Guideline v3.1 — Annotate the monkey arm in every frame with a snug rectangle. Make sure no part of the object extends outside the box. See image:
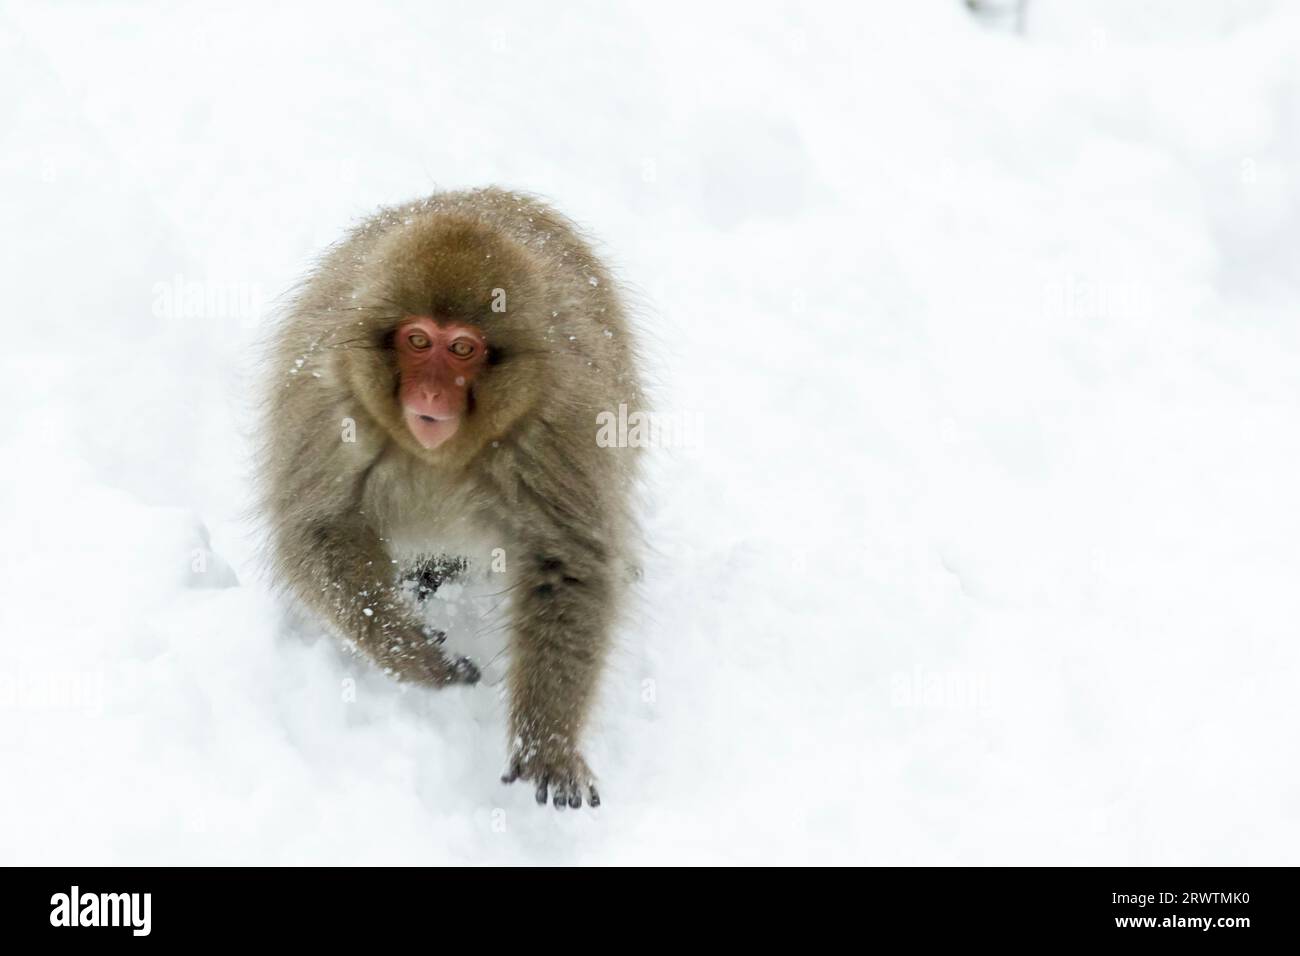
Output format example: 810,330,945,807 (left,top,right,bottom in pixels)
504,547,614,809
482,414,635,809
492,440,623,806
274,517,480,686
